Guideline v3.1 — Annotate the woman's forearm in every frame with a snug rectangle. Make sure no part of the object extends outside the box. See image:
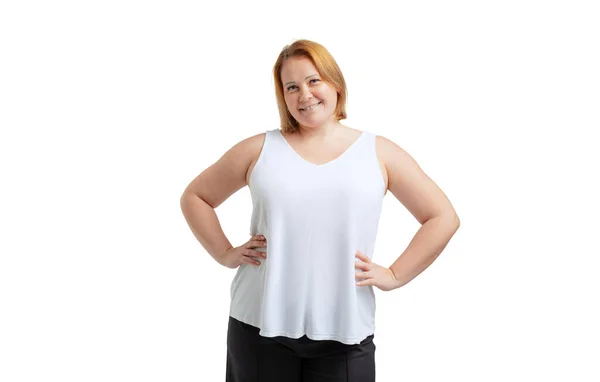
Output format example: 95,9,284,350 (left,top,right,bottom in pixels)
389,214,460,289
180,192,233,263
